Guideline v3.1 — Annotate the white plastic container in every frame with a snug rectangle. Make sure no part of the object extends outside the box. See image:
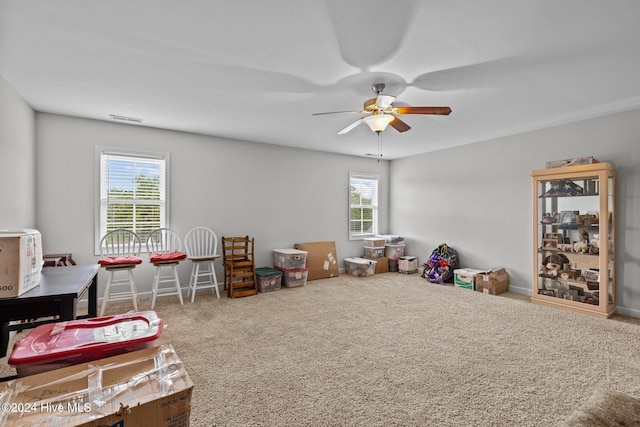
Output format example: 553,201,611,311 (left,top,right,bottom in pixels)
273,248,308,270
276,267,309,288
453,268,484,290
363,237,386,247
363,246,385,259
376,235,405,244
344,257,377,277
384,243,406,258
